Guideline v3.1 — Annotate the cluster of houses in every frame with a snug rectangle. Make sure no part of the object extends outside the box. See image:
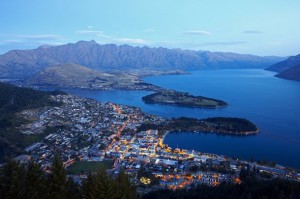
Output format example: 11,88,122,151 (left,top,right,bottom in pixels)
17,94,300,191
21,95,163,171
